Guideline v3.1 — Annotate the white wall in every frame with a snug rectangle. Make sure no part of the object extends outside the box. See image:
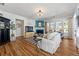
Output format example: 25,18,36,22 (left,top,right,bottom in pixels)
24,19,35,32
0,10,35,41
72,5,79,40
72,14,77,40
